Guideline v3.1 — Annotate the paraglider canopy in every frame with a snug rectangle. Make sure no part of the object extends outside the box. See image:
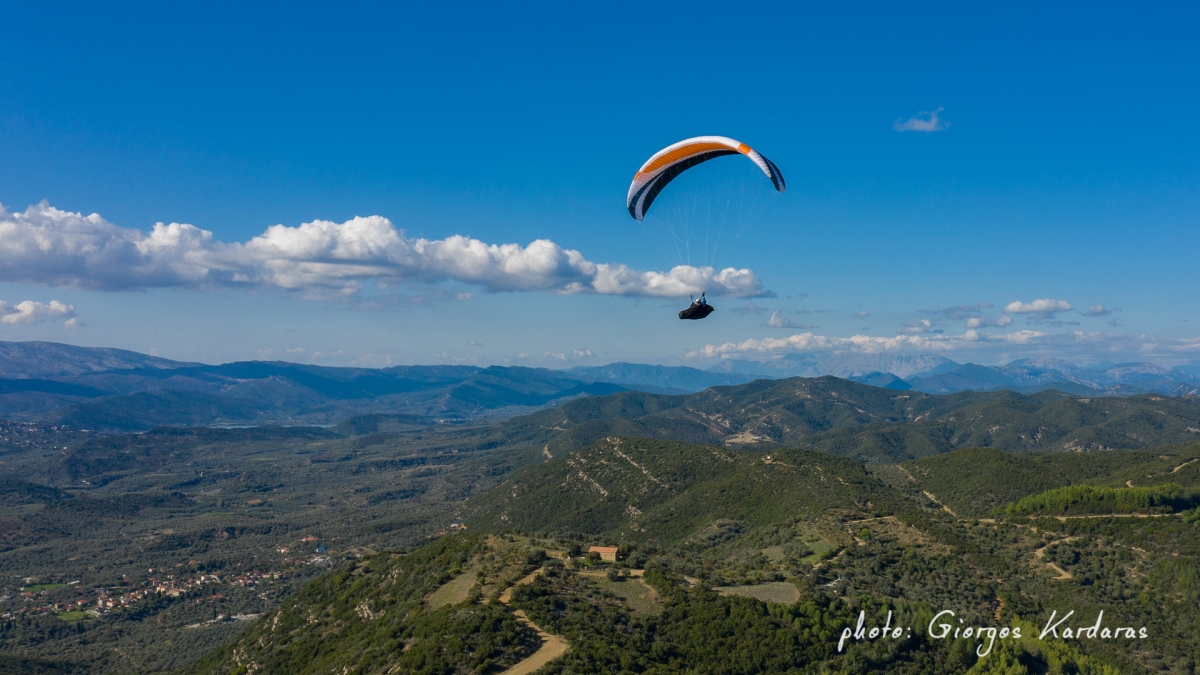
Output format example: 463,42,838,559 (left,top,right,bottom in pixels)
627,136,786,221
